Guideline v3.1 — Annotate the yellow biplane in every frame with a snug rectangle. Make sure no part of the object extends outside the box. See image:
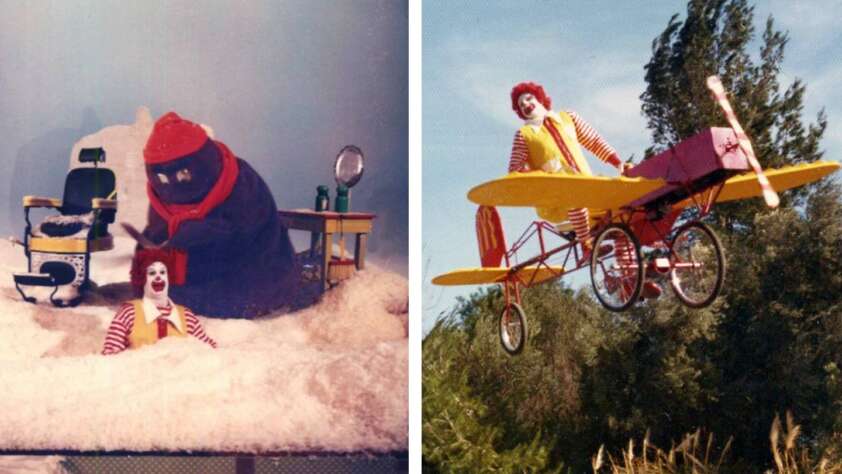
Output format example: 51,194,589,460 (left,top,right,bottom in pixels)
432,76,840,355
